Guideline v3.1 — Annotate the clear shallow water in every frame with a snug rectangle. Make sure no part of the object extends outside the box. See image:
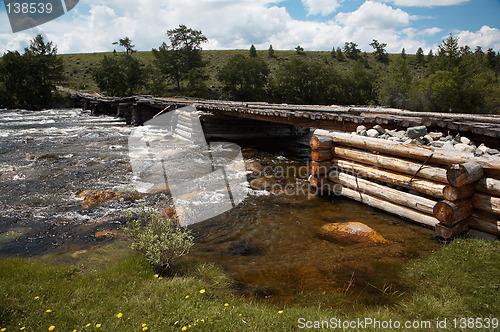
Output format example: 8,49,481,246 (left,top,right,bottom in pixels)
0,108,439,303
